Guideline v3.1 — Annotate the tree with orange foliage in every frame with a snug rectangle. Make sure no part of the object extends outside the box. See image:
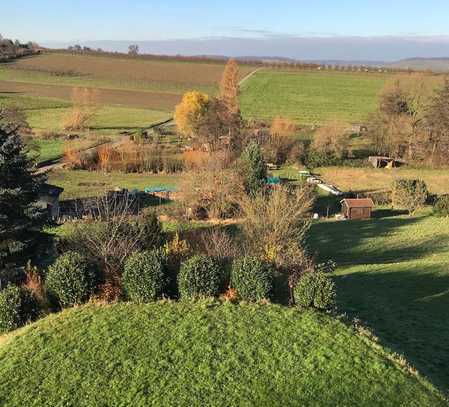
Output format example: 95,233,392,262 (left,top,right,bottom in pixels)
220,58,240,114
270,116,297,138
